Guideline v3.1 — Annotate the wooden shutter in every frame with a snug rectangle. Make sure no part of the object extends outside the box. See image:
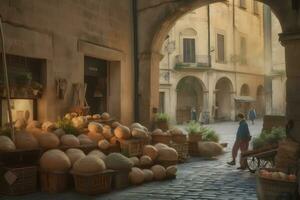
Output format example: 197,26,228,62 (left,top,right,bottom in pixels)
183,38,196,63
217,34,225,63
